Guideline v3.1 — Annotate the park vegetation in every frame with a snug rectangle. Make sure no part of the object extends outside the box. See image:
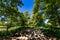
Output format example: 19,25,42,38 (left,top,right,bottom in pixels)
0,0,60,38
